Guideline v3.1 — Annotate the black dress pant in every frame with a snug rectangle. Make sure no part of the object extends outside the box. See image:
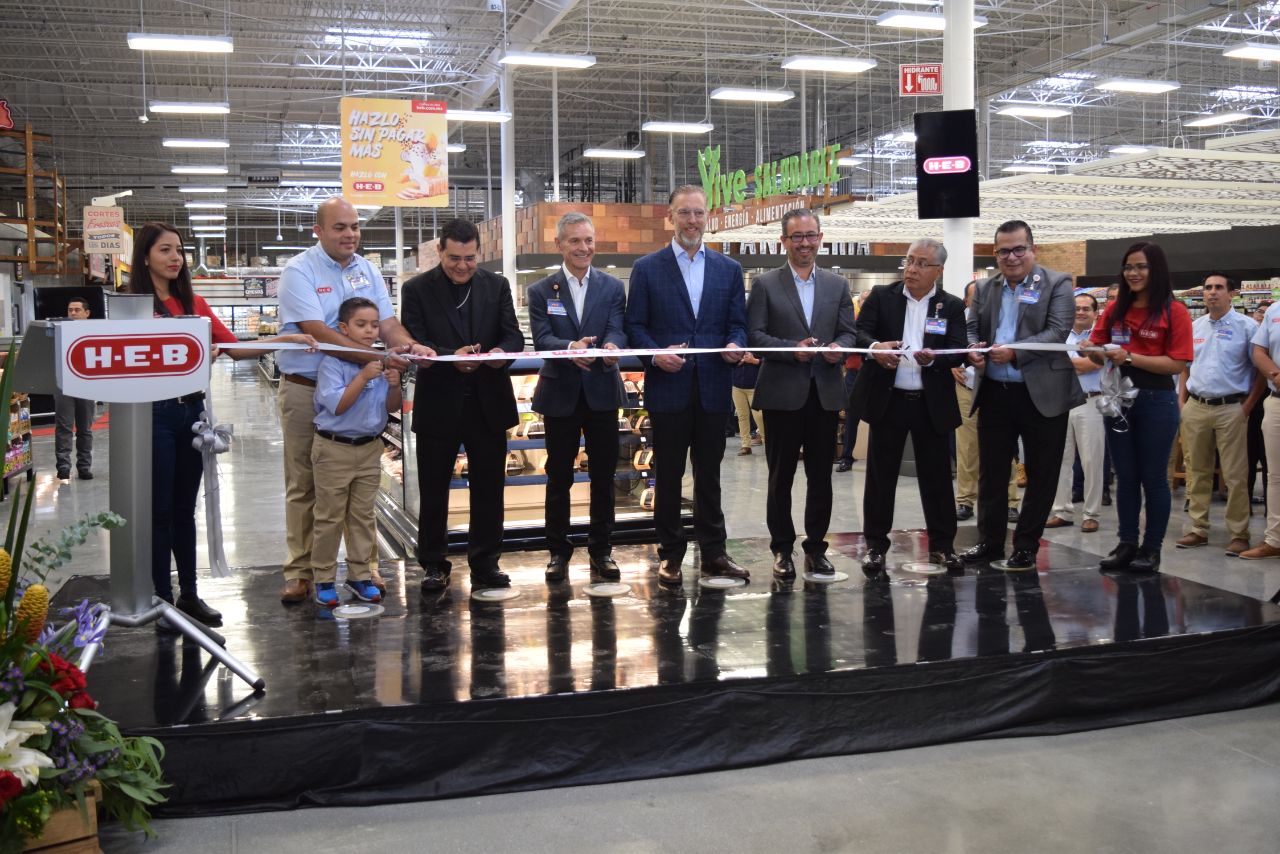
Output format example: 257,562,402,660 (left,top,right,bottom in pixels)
862,390,956,554
416,394,507,572
976,381,1068,552
762,383,838,555
543,393,619,560
650,380,729,563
